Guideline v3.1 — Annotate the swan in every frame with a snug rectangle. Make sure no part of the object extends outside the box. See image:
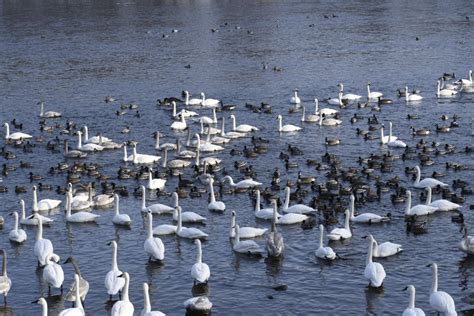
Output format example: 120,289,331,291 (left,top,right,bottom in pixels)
207,176,225,212
98,135,122,150
66,192,100,223
194,143,221,167
20,200,53,225
425,186,461,211
459,228,474,255
230,114,259,132
105,241,125,300
364,235,386,288
176,207,208,240
154,131,177,151
191,239,210,284
222,175,262,189
184,91,202,106
220,117,247,139
315,98,338,116
277,114,302,132
387,134,407,148
255,189,280,220
301,105,319,122
64,140,87,158
184,296,212,313
327,209,352,241
70,184,93,211
290,89,301,104
94,192,115,207
34,298,49,315
170,113,187,131
77,131,104,152
403,285,425,316
232,224,264,255
266,213,284,257
144,212,165,262
413,166,448,188
200,92,220,108
123,145,133,162
349,194,390,223
172,101,198,118
162,148,191,169
59,274,84,316
326,91,343,106
111,272,134,316
141,283,165,316
195,133,223,152
3,123,32,140
380,122,398,144
199,120,220,135
315,225,337,260
39,101,61,118
437,80,457,98
174,206,206,224
229,211,267,238
0,250,11,305
319,114,342,126
83,126,112,144
206,122,230,145
367,83,383,100
405,86,423,102
405,190,437,217
427,263,456,316
459,70,473,86
34,215,54,267
8,212,27,243
199,108,218,124
112,194,132,226
132,143,161,164
369,234,402,258
43,253,64,295
339,83,362,100
274,200,308,225
141,185,175,214
282,186,316,214
147,170,166,190
32,185,61,212
64,257,89,303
